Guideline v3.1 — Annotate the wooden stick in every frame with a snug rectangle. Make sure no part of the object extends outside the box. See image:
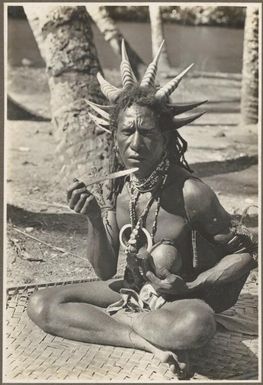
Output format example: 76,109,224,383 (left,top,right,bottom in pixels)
12,227,89,263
